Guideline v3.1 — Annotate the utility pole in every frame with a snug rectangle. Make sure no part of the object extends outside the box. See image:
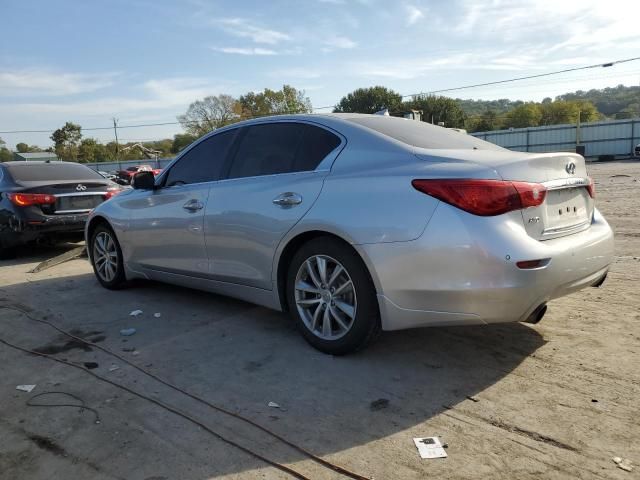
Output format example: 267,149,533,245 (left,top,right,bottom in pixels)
112,118,119,163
